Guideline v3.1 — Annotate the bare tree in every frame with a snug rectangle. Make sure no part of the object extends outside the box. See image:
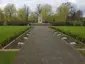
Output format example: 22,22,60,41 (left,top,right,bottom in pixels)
24,5,30,22
36,4,42,15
